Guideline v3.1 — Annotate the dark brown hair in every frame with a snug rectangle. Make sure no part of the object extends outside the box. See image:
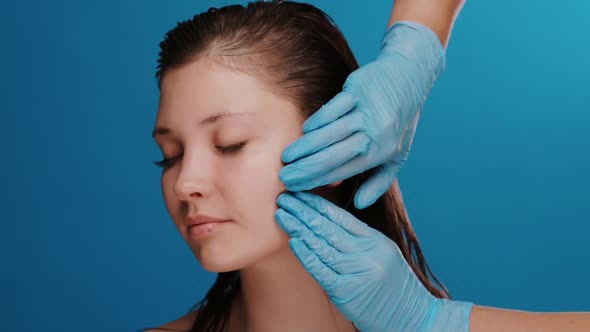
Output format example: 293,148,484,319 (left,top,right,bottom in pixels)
148,1,450,331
